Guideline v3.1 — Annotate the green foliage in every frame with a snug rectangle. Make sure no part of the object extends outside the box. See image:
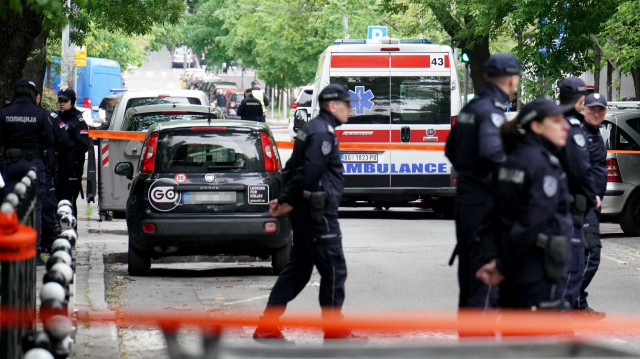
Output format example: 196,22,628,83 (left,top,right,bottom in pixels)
83,26,149,71
41,87,59,112
600,0,640,73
